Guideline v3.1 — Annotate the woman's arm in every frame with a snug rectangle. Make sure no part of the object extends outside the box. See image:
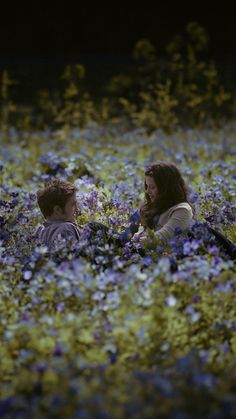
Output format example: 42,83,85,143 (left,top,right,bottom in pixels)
133,208,192,247
154,208,193,246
